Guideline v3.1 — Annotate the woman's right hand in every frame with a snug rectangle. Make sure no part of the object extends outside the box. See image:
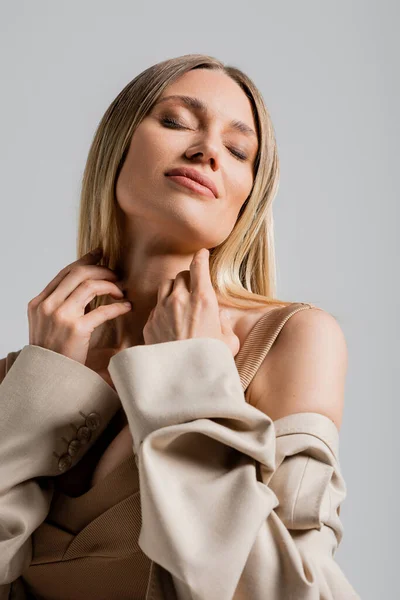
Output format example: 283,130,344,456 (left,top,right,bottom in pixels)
27,248,132,365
